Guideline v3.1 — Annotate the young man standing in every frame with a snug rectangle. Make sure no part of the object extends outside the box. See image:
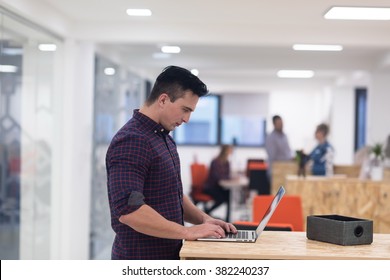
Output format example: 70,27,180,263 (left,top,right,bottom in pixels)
265,115,293,180
106,66,236,260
